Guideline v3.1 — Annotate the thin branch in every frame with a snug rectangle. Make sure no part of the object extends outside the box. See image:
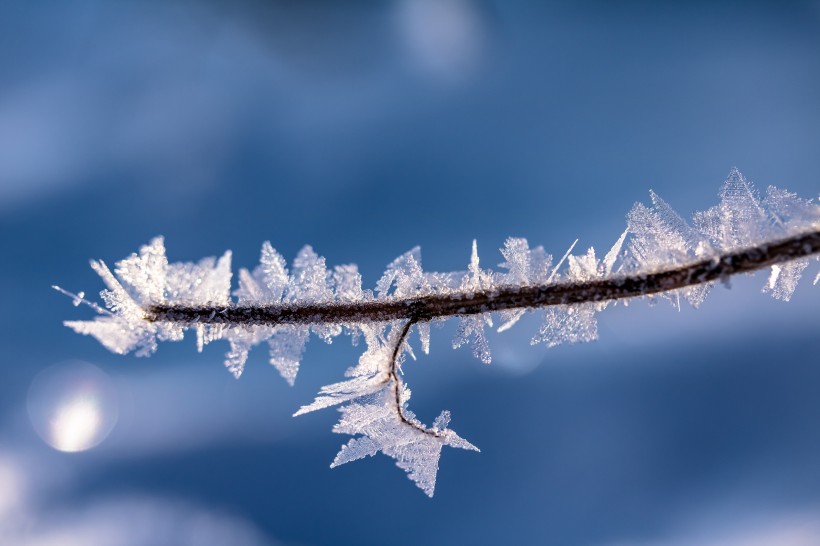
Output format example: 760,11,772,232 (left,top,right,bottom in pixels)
145,229,820,327
386,320,440,437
